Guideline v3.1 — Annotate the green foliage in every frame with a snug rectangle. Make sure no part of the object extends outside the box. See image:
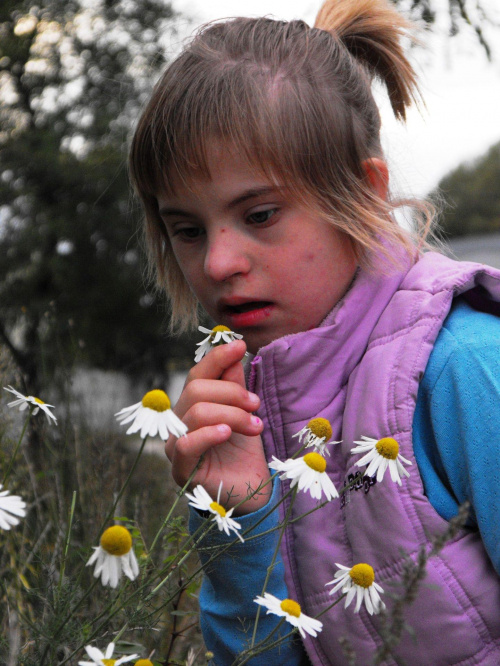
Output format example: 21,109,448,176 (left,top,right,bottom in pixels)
0,0,195,393
0,407,205,665
433,142,500,238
